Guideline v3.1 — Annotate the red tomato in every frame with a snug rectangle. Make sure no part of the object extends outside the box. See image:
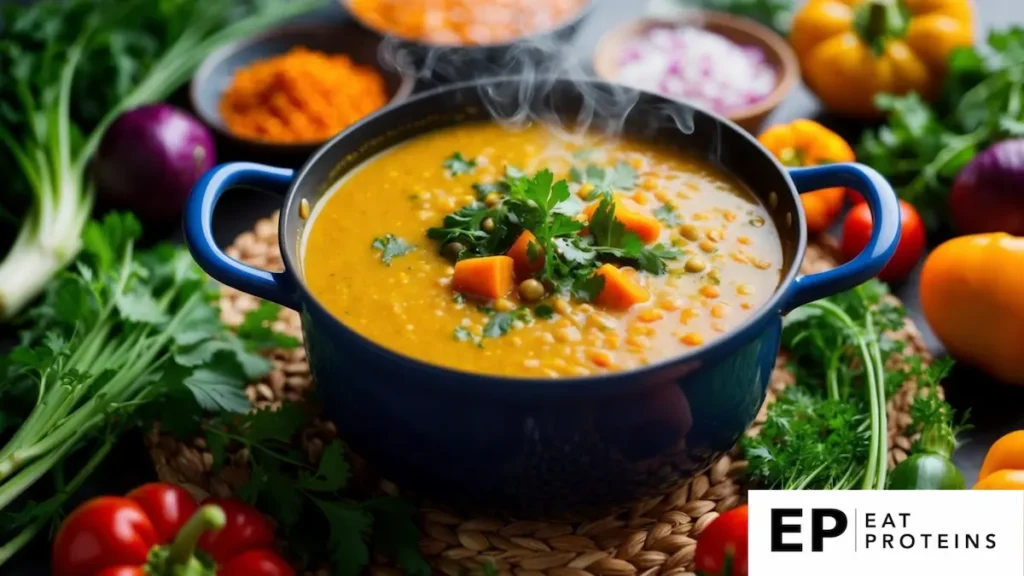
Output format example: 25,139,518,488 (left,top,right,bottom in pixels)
694,505,748,576
51,497,159,576
847,189,867,205
841,200,926,283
